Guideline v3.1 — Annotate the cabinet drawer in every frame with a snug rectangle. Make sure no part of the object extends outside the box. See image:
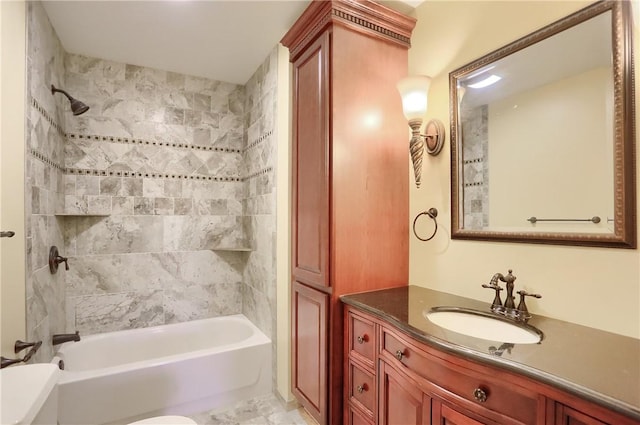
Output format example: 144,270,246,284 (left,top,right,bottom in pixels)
349,360,375,416
382,328,540,424
348,310,376,367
